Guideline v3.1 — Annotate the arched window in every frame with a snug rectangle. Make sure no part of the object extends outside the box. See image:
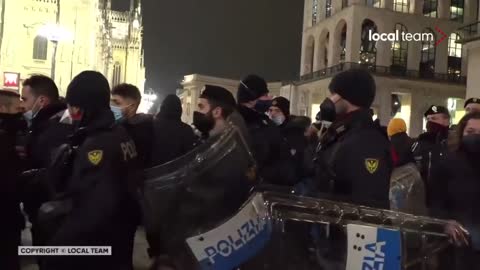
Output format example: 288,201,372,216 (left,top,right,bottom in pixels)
324,33,330,67
450,0,464,22
112,62,122,87
448,33,462,78
423,0,438,17
326,0,332,18
340,26,347,63
360,19,377,66
312,0,319,25
391,24,408,74
420,28,436,78
33,35,48,60
304,37,315,74
366,0,381,8
393,0,410,13
342,0,349,9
